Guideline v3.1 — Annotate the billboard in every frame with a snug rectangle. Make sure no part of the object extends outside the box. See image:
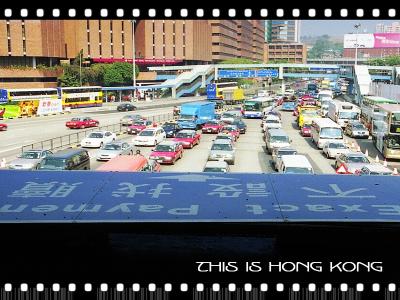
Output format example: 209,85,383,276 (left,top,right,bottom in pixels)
344,33,400,49
218,69,278,79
